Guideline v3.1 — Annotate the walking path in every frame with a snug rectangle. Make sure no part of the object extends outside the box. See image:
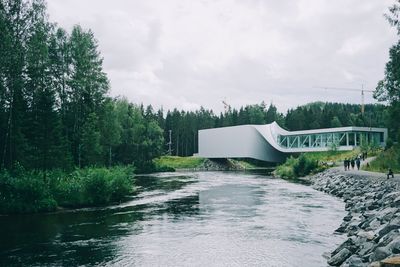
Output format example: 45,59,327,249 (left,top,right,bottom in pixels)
334,156,400,183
